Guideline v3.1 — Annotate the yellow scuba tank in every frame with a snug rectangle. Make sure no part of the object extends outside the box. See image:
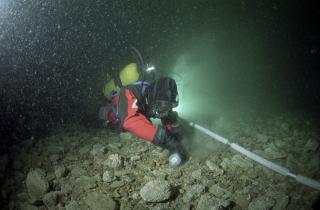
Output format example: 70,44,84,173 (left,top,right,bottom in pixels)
103,63,140,97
